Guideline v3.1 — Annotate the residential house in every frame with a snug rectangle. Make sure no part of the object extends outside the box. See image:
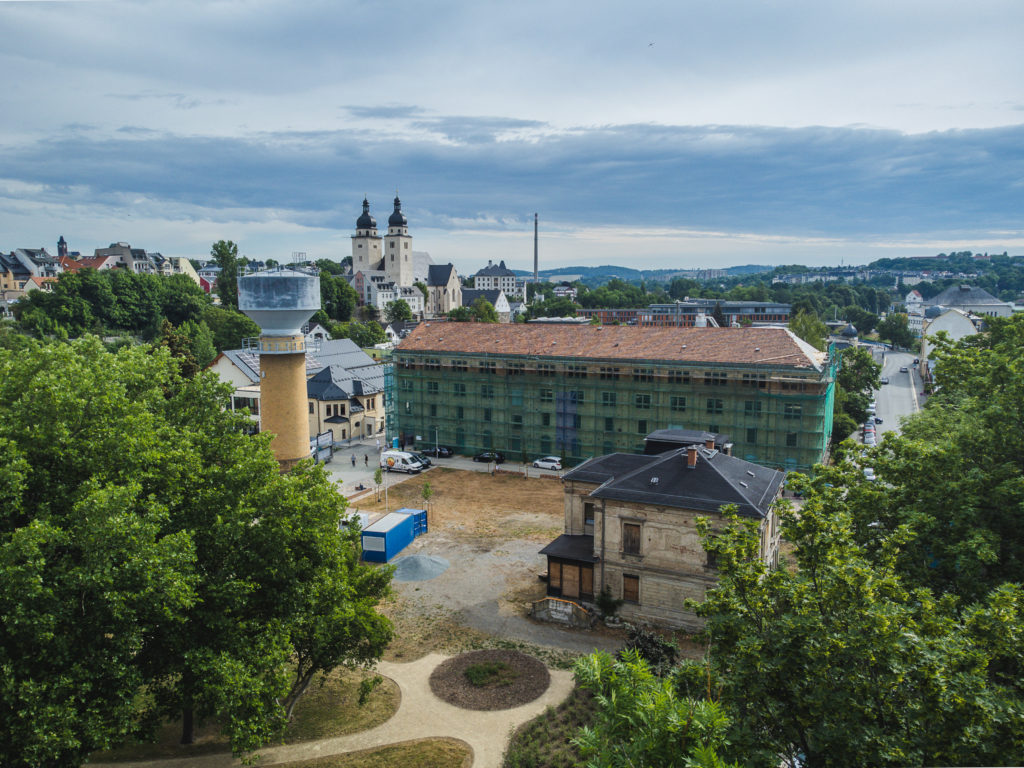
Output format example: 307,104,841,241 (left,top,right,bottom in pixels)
207,337,387,444
94,243,157,274
540,441,784,629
